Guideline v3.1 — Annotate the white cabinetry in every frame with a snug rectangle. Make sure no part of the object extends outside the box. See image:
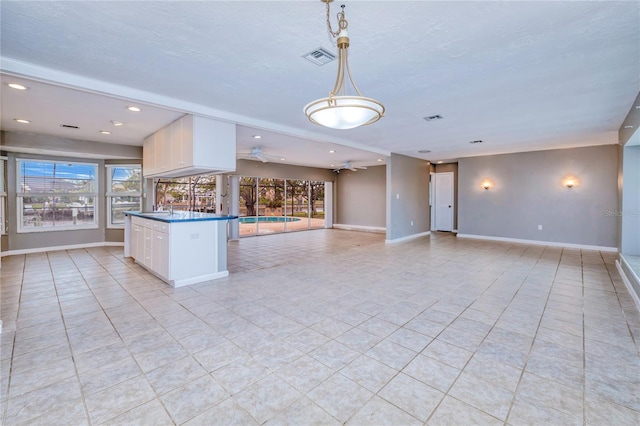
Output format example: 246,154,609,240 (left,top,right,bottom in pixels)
124,212,231,288
129,216,171,280
143,114,236,178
